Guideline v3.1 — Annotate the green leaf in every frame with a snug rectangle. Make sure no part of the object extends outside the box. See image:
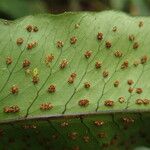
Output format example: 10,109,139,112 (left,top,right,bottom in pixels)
0,0,47,19
110,0,128,10
0,11,150,149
